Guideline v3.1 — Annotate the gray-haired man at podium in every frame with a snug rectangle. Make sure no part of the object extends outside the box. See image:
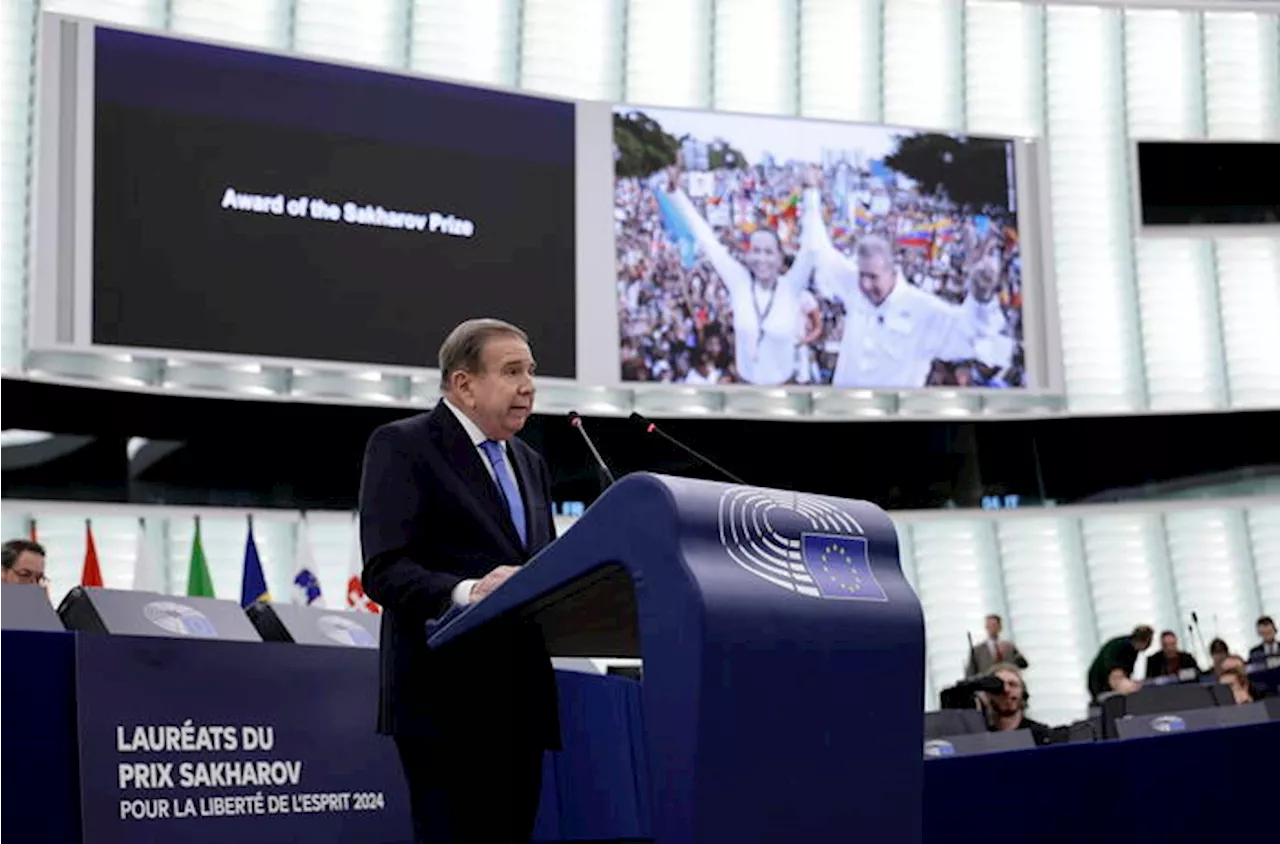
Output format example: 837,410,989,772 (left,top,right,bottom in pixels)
360,318,560,844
